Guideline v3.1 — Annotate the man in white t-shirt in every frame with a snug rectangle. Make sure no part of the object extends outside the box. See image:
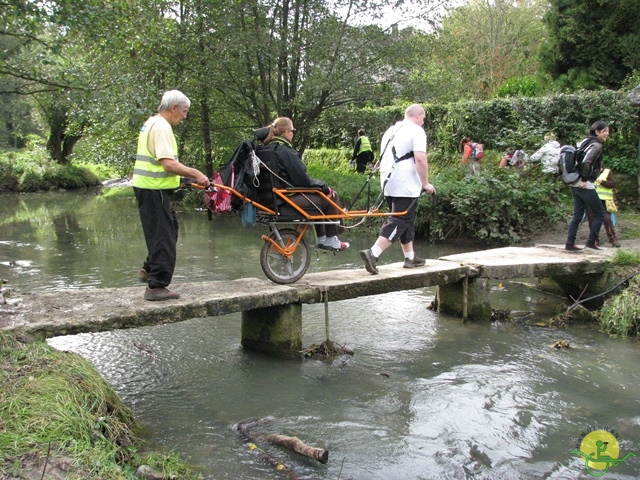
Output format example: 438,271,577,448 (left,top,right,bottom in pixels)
360,104,436,275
